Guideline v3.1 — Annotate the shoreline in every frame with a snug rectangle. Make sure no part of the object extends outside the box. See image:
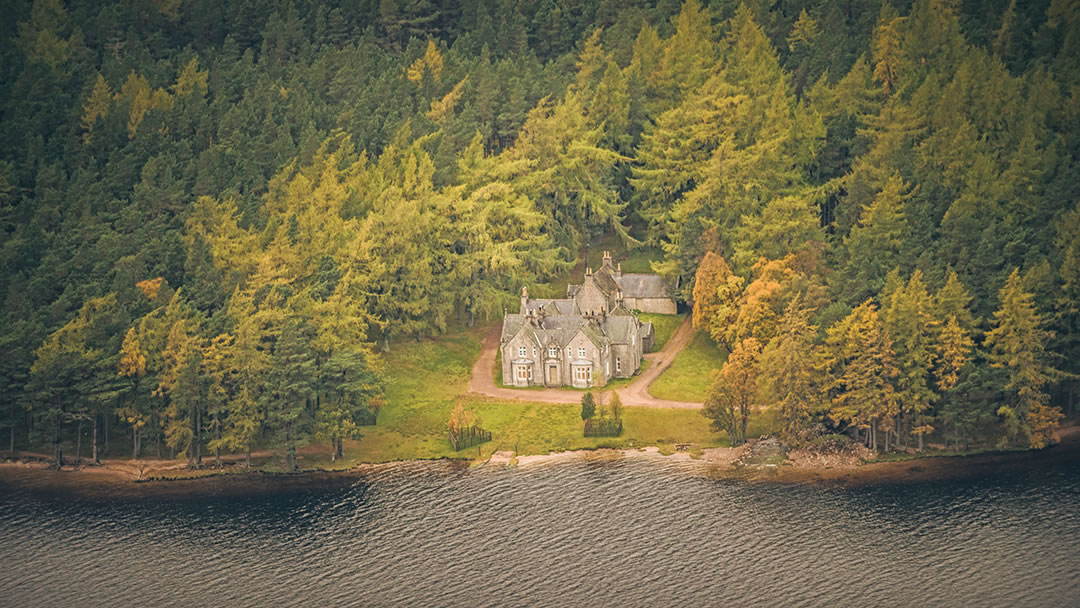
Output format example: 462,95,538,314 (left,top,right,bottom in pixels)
3,427,1077,498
